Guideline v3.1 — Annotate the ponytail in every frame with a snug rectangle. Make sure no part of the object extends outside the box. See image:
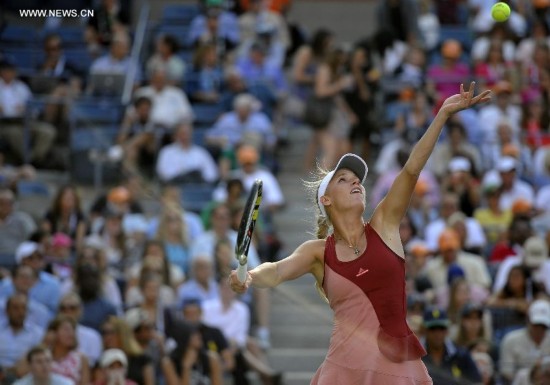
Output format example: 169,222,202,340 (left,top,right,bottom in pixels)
316,215,330,239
